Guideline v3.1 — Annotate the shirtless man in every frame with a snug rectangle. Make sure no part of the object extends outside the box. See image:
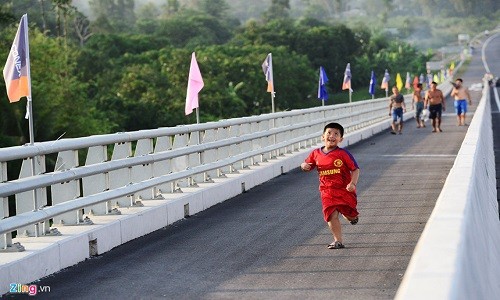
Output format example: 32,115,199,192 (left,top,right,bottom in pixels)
451,78,472,126
412,83,425,128
388,86,406,134
424,81,445,133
